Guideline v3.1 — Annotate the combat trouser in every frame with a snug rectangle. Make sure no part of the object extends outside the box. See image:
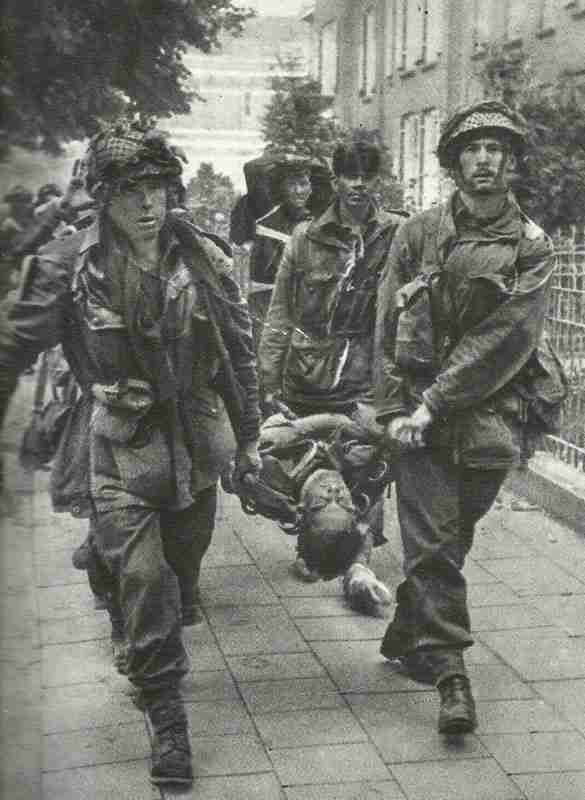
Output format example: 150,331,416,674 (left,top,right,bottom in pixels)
382,448,506,681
